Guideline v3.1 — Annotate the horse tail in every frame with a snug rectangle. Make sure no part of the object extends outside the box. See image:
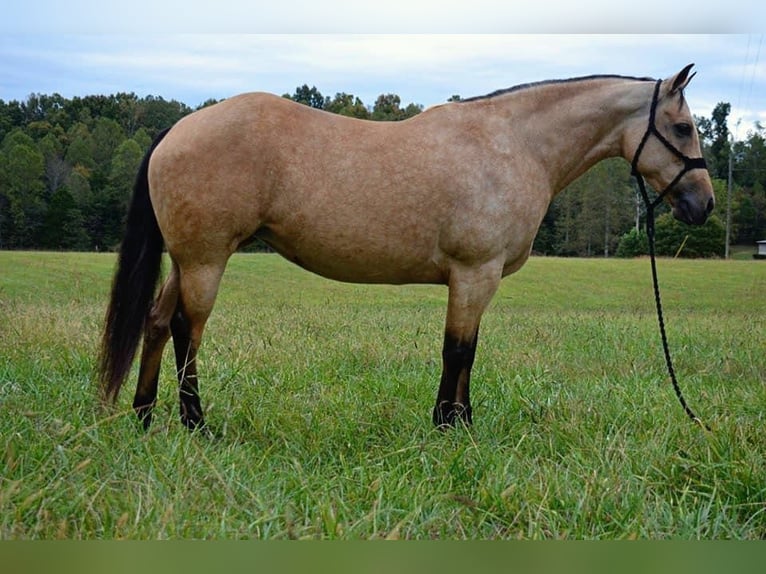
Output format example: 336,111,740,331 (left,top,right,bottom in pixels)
98,127,171,403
